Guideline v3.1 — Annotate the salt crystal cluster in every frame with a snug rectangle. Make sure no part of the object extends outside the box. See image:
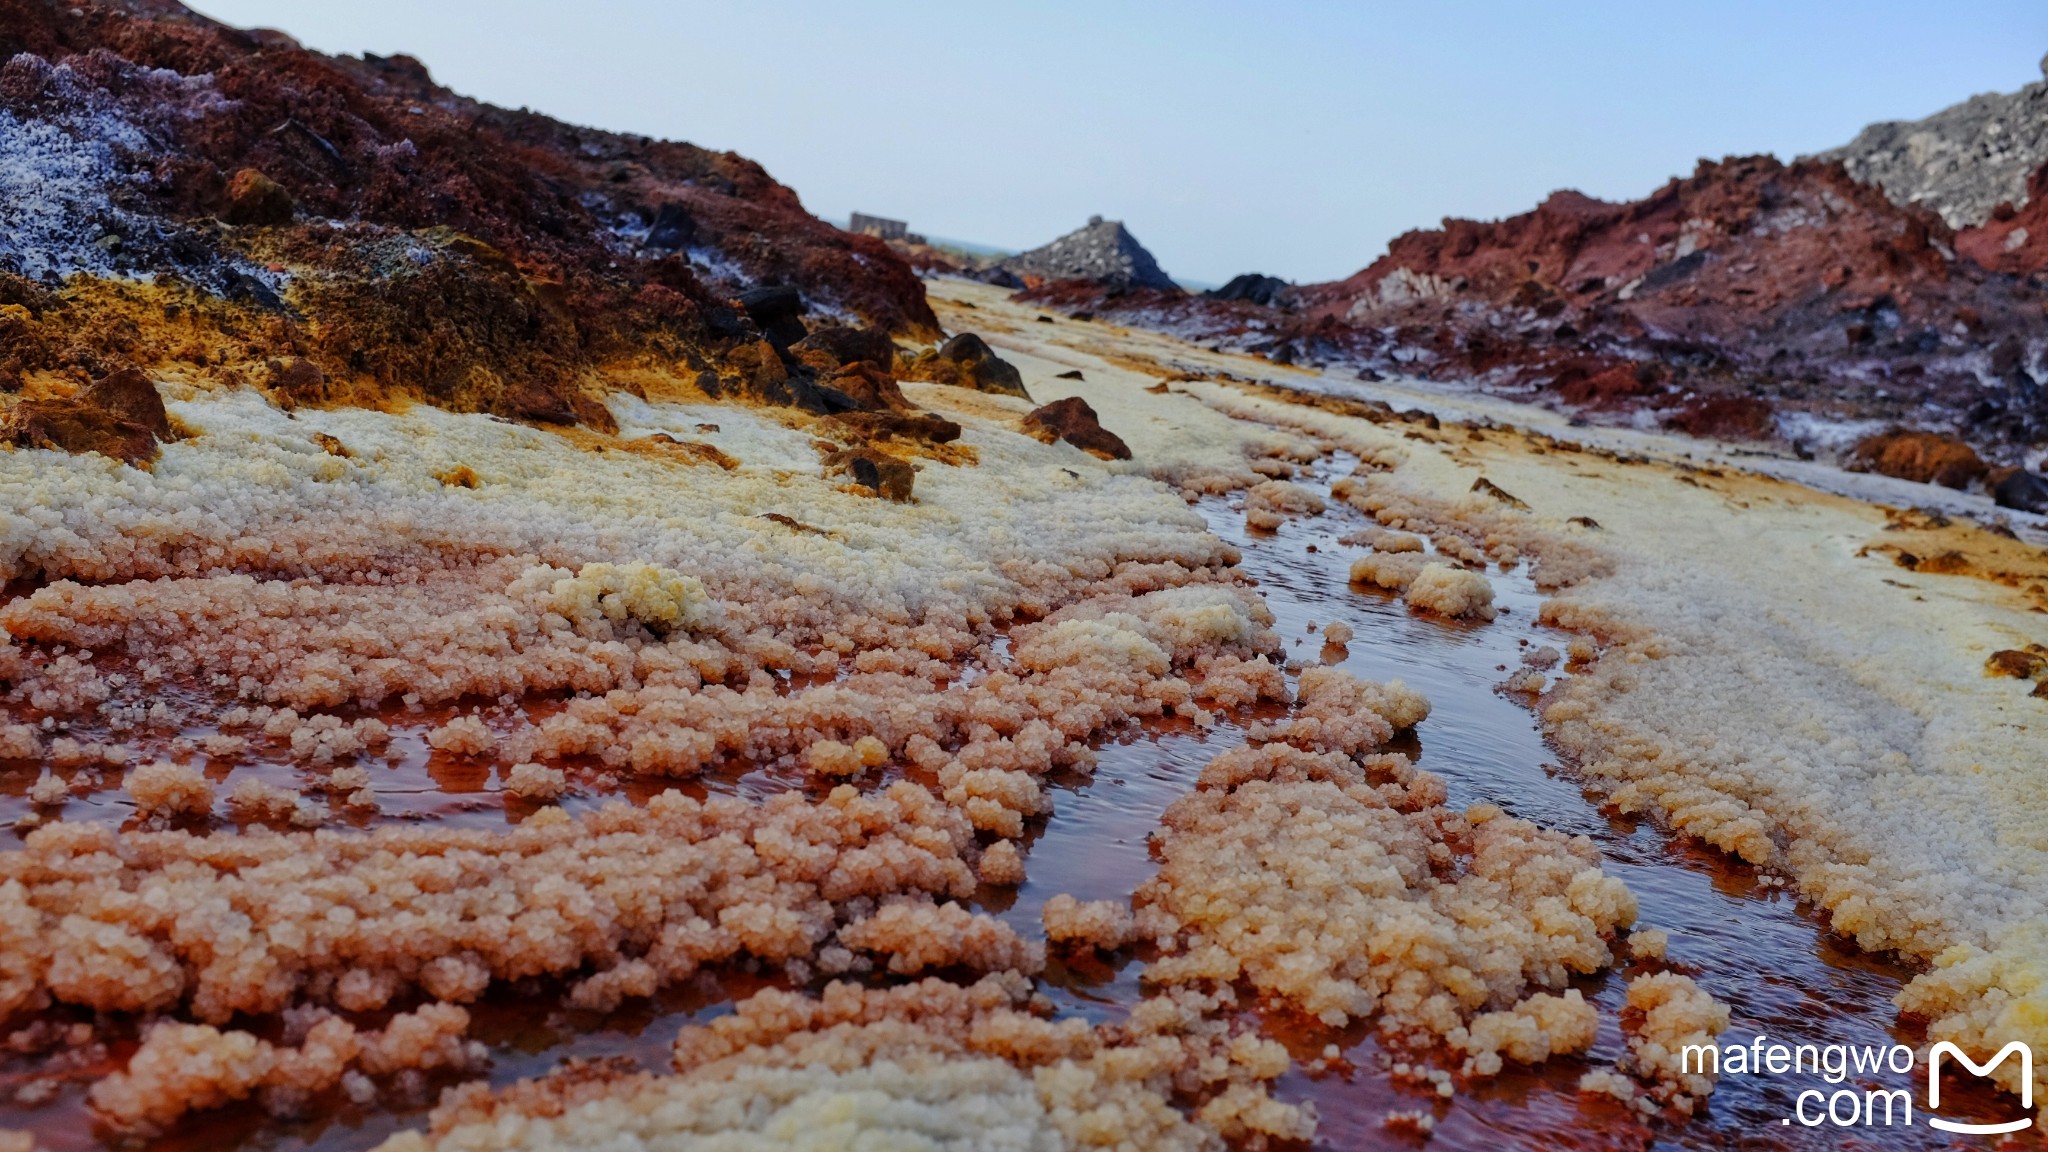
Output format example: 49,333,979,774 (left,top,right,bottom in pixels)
1140,723,1638,1081
383,976,1311,1151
